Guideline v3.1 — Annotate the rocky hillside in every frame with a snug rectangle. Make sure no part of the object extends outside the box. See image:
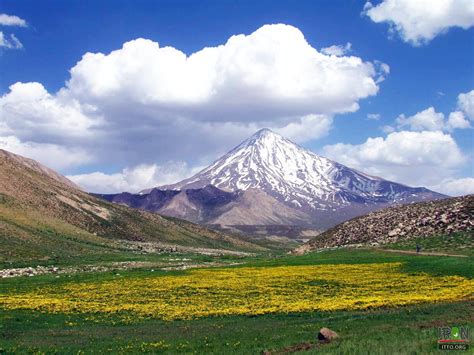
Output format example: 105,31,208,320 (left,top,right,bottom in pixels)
0,149,261,263
294,195,473,254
